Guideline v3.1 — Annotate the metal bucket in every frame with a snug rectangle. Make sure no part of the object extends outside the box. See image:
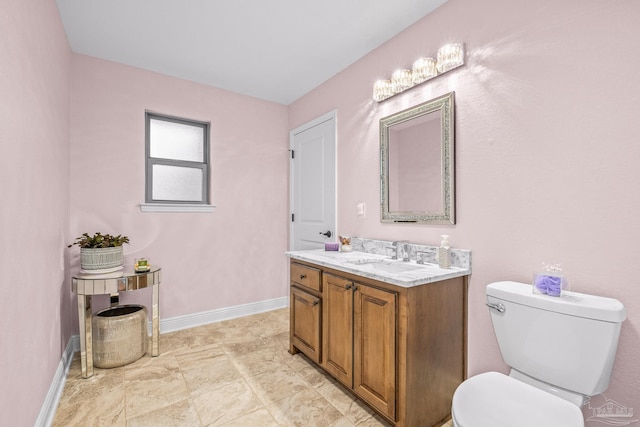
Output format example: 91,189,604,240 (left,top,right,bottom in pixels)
92,304,147,368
